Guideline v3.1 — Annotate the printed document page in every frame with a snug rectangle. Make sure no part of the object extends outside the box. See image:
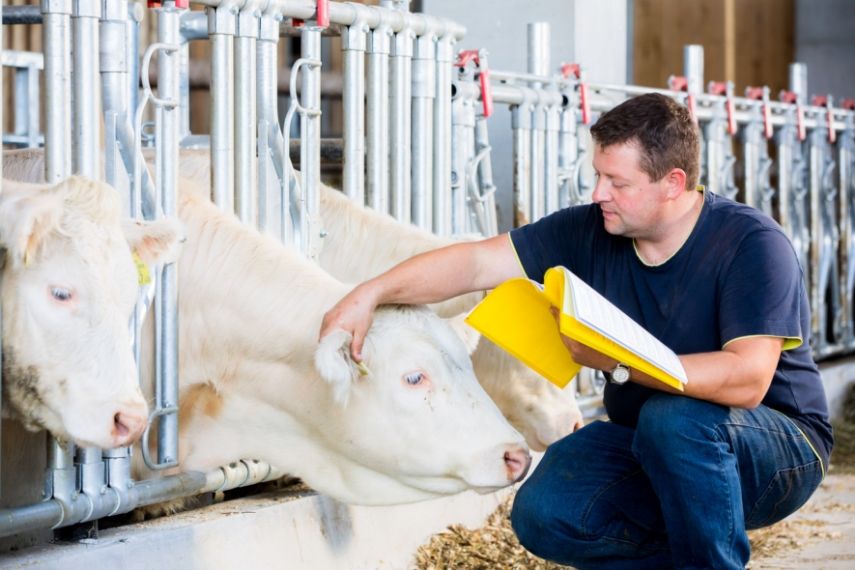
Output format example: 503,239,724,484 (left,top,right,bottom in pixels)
566,271,688,384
